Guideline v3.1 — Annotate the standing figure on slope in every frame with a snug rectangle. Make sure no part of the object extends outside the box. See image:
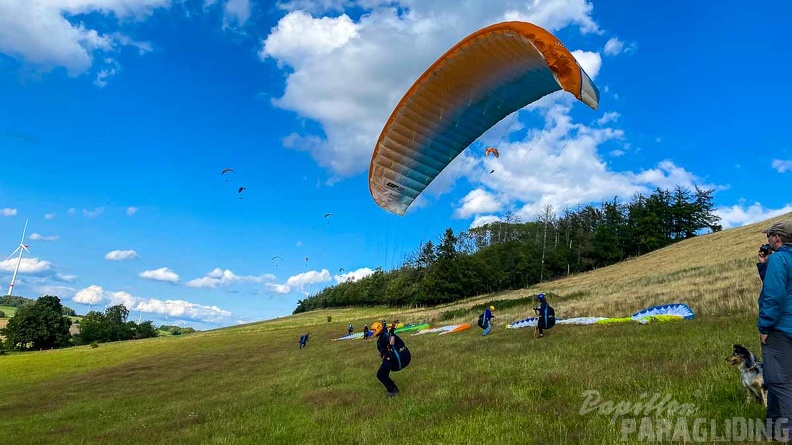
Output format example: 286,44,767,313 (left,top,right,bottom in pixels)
375,321,411,398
